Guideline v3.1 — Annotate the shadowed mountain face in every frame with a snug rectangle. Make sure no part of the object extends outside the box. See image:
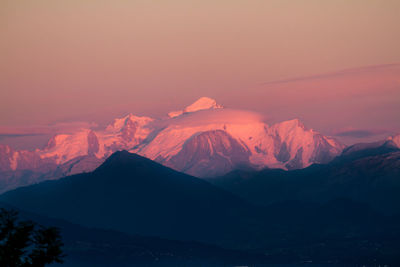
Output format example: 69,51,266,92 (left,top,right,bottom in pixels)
164,130,252,177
